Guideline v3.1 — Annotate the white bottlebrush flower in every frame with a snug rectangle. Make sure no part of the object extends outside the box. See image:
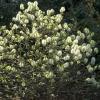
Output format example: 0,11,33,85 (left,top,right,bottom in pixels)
84,58,88,64
48,59,54,65
65,45,70,51
49,49,53,53
19,62,24,67
20,36,24,40
80,33,85,39
66,36,72,43
43,56,48,61
0,36,3,40
71,49,75,54
55,14,63,23
57,50,62,56
63,62,69,68
86,52,91,57
76,36,81,40
71,35,76,40
11,49,16,54
88,67,94,73
0,46,4,52
44,71,53,79
12,24,18,30
77,54,82,59
81,46,87,52
55,55,60,61
74,49,80,55
31,60,37,67
46,37,51,43
70,61,74,65
91,57,96,65
42,39,47,46
24,19,29,24
20,4,24,10
60,7,65,13
90,40,96,47
73,39,78,44
86,78,91,83
94,48,99,54
47,9,54,15
63,55,70,61
74,56,79,61
58,24,62,29
63,23,68,29
33,1,38,6
0,41,5,46
84,28,89,34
